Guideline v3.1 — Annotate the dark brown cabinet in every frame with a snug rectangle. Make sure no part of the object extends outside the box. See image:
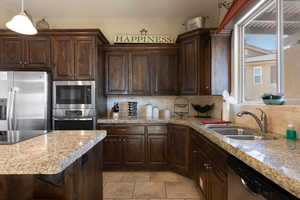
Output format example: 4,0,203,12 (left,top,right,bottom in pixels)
105,52,129,95
0,37,23,68
99,124,168,170
74,37,95,80
168,125,190,176
179,38,199,95
191,129,228,200
147,125,168,169
103,136,123,168
151,51,179,95
52,36,75,80
104,46,179,96
0,36,51,69
25,37,51,68
52,36,95,80
177,29,231,95
129,53,151,95
123,135,146,167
